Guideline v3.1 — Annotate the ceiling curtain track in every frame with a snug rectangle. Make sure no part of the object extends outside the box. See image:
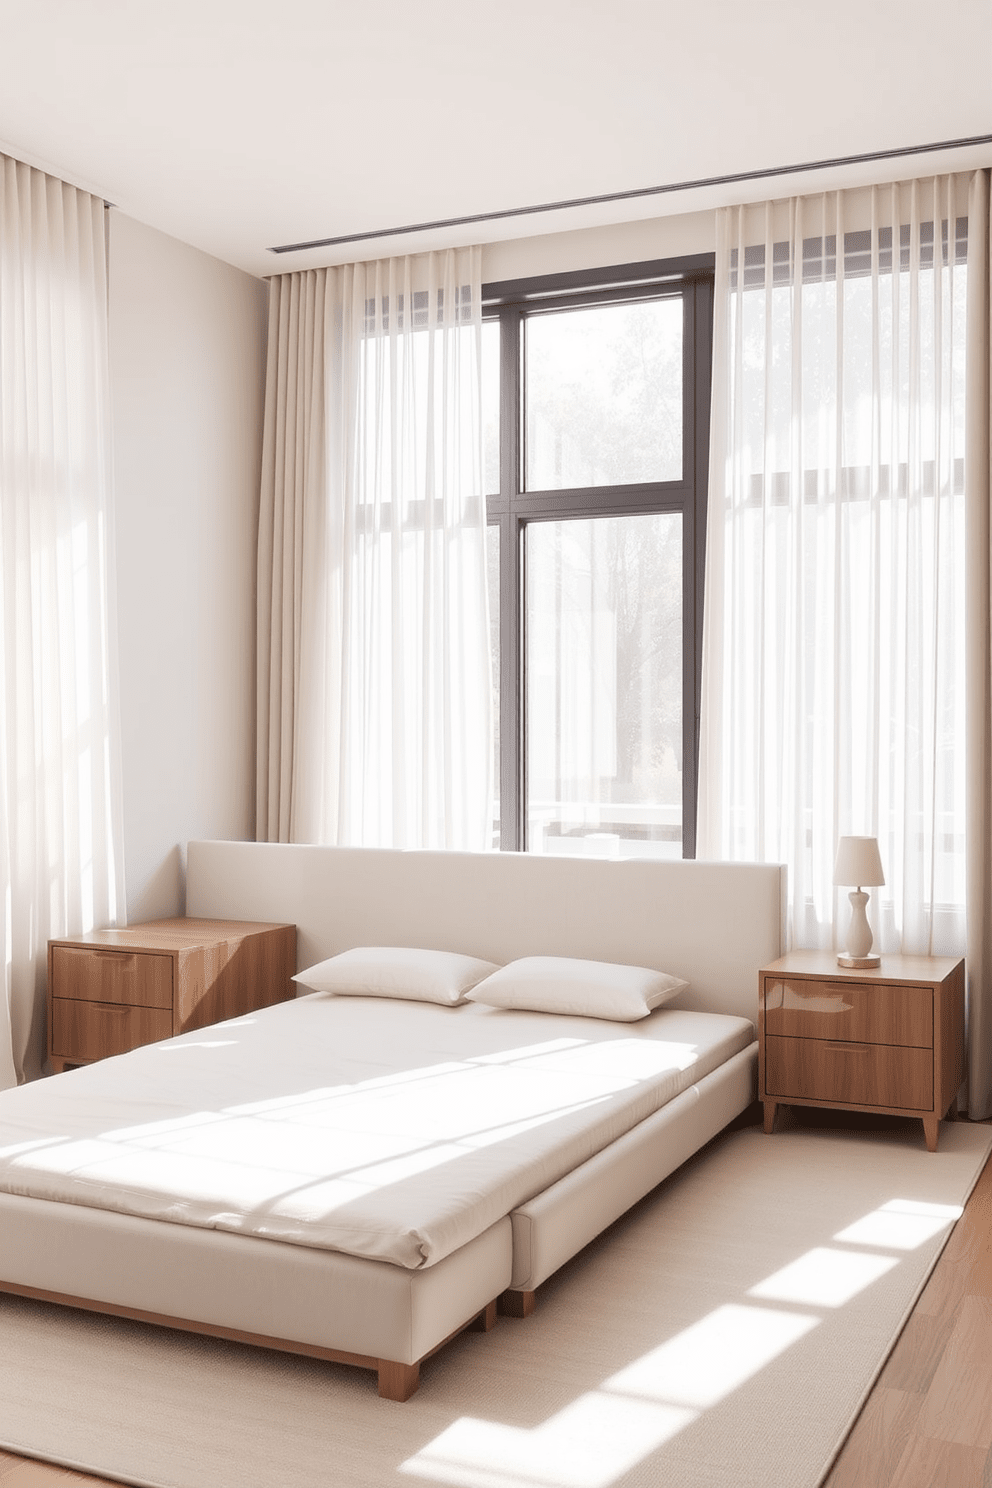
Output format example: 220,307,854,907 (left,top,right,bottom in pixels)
257,248,492,850
698,170,992,1104
270,134,992,254
0,152,125,1086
